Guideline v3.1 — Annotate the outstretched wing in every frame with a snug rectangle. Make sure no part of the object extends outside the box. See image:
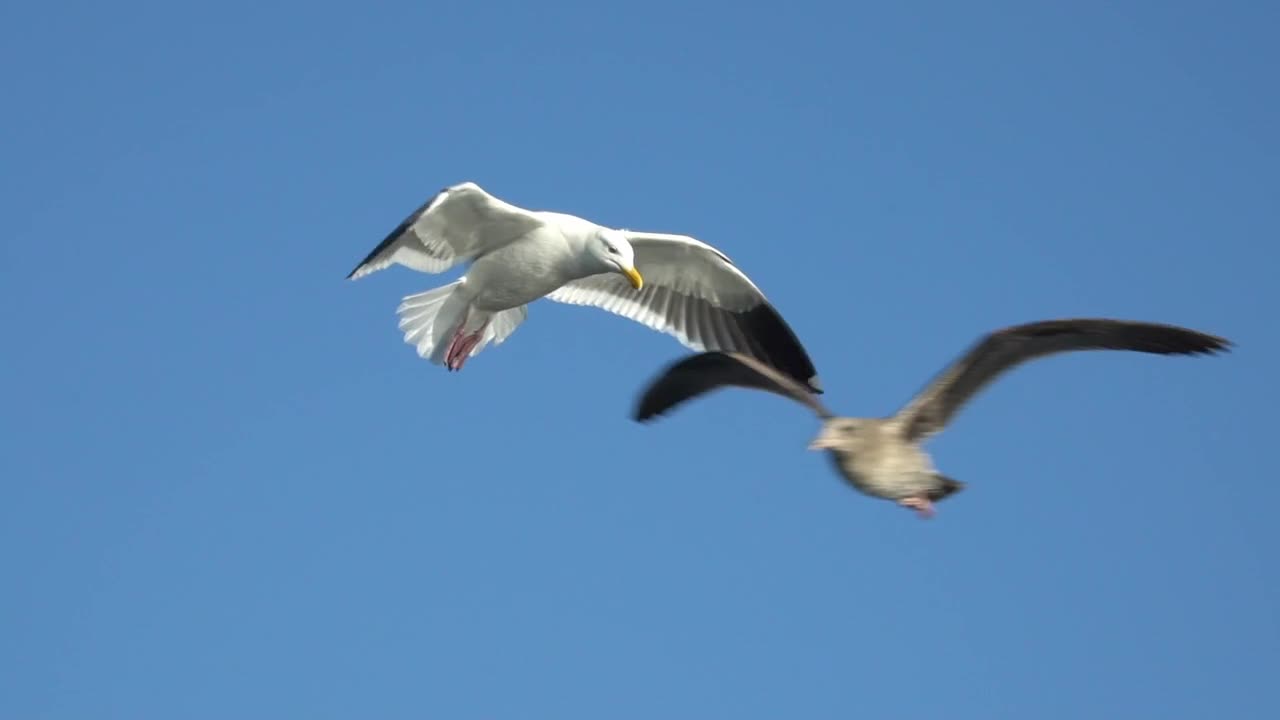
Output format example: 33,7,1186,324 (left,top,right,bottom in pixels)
347,182,544,279
895,318,1232,441
548,231,822,393
634,351,833,422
